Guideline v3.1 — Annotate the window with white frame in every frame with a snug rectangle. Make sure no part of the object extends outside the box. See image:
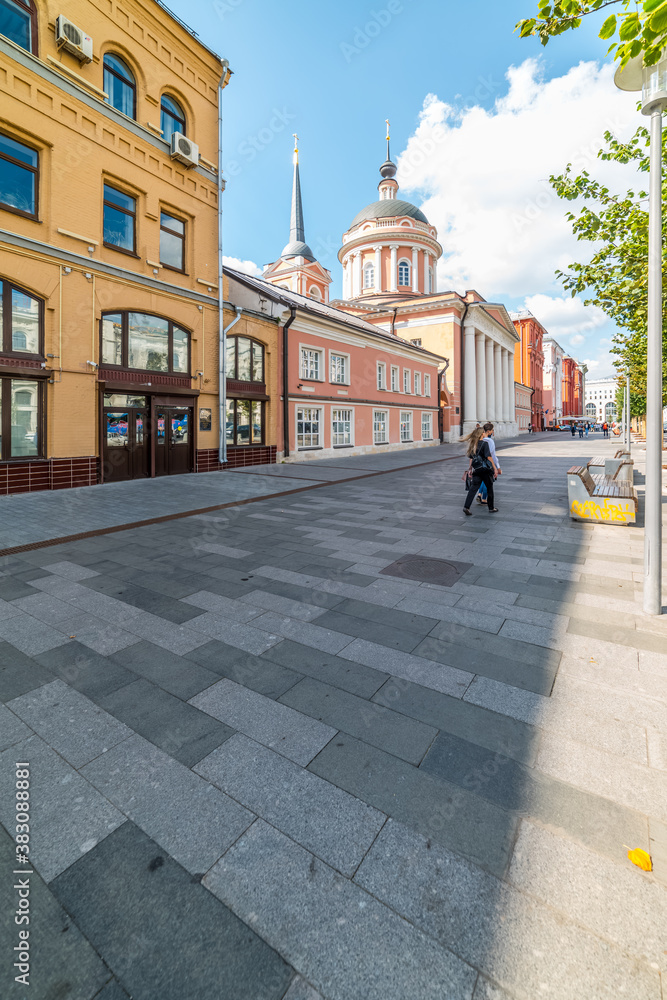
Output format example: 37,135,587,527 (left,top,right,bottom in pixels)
332,408,353,446
421,411,433,440
330,353,348,384
300,347,322,380
363,262,375,289
403,368,411,393
400,411,412,442
373,409,388,443
398,259,410,286
390,365,399,392
424,374,431,396
377,362,386,390
414,372,421,395
296,407,321,448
